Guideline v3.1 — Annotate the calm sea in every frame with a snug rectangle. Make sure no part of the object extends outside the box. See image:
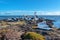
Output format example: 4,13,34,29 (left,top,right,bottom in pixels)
0,15,60,28
38,15,60,29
